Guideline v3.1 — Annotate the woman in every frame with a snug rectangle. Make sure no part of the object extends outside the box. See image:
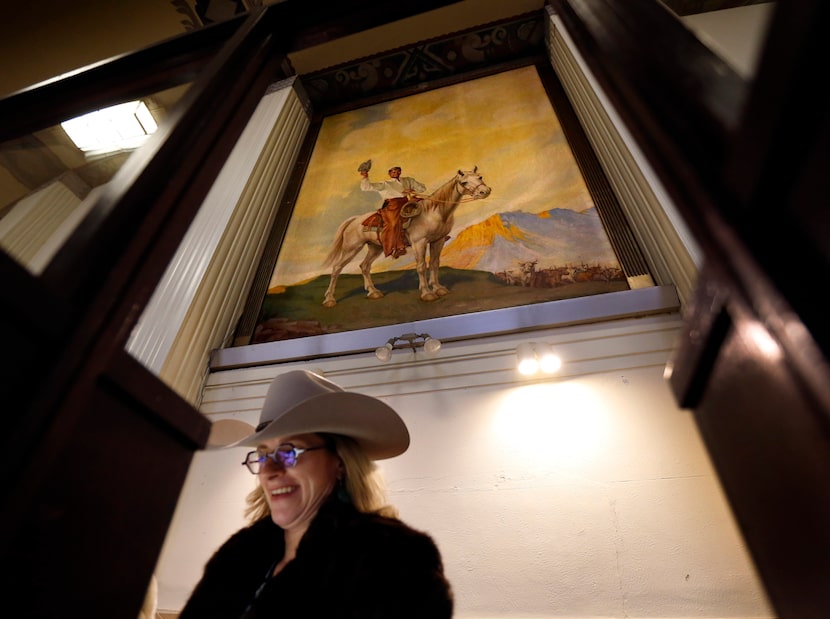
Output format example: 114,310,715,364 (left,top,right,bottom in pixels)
180,369,453,619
